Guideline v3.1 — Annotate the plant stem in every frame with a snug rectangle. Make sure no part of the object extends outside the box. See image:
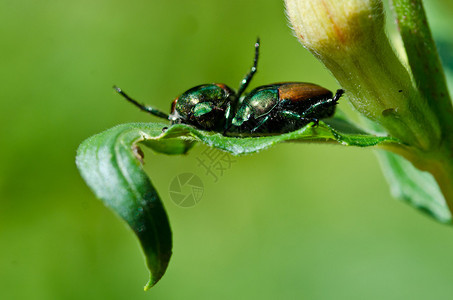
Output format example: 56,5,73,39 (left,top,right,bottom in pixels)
391,0,453,145
391,0,453,208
